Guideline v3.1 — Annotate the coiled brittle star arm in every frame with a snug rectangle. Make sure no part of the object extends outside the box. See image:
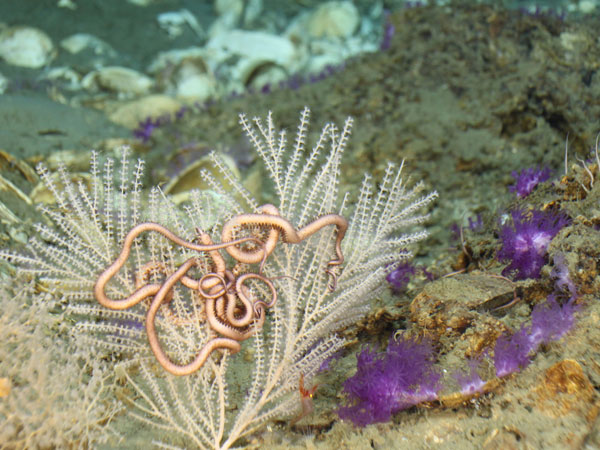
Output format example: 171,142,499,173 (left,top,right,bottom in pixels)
94,206,348,376
94,222,263,310
145,257,242,376
221,204,348,289
145,233,276,376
